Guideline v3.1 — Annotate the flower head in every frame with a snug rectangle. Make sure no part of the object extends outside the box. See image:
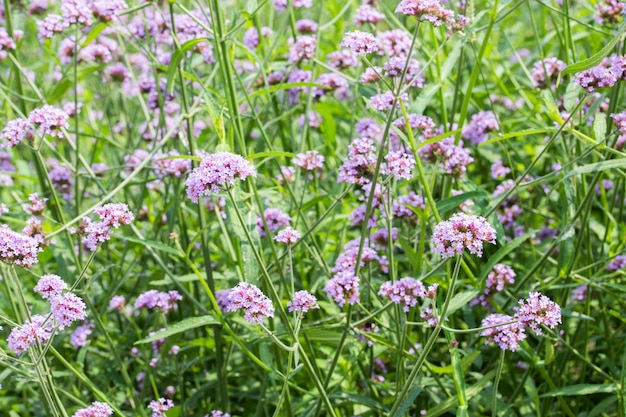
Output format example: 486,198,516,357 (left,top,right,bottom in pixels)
51,292,88,329
274,227,302,245
226,282,275,324
432,213,496,258
378,277,427,312
148,398,174,417
341,31,380,56
0,225,41,268
7,314,53,355
288,290,319,313
185,152,256,203
324,271,360,307
514,292,561,335
34,274,68,300
72,401,114,417
480,313,527,351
